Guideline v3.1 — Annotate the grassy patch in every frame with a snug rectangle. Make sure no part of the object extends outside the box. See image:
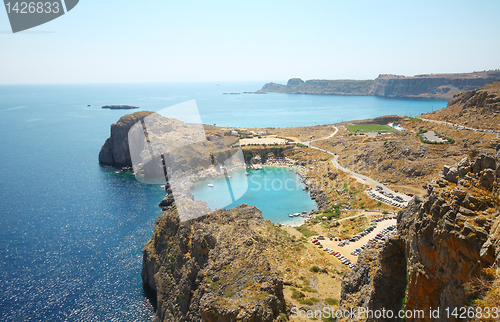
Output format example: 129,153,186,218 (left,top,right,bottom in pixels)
347,124,396,133
295,226,317,238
